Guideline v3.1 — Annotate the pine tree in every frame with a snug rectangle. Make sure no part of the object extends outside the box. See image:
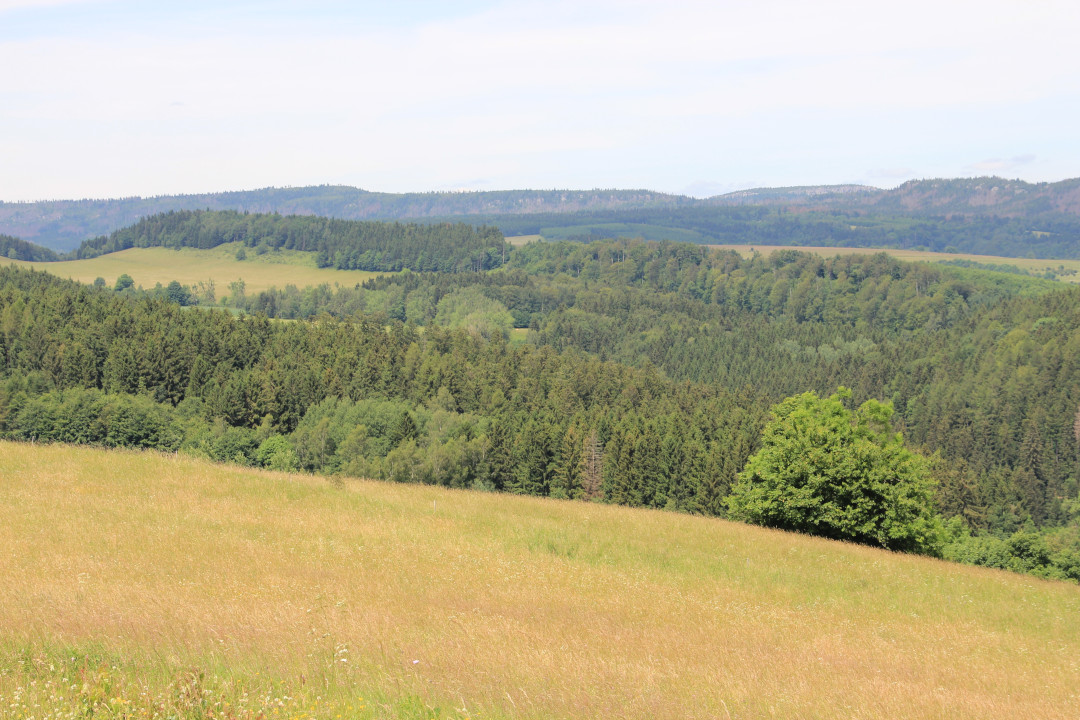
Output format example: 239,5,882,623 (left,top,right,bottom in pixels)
552,425,584,499
390,410,418,447
582,428,604,500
